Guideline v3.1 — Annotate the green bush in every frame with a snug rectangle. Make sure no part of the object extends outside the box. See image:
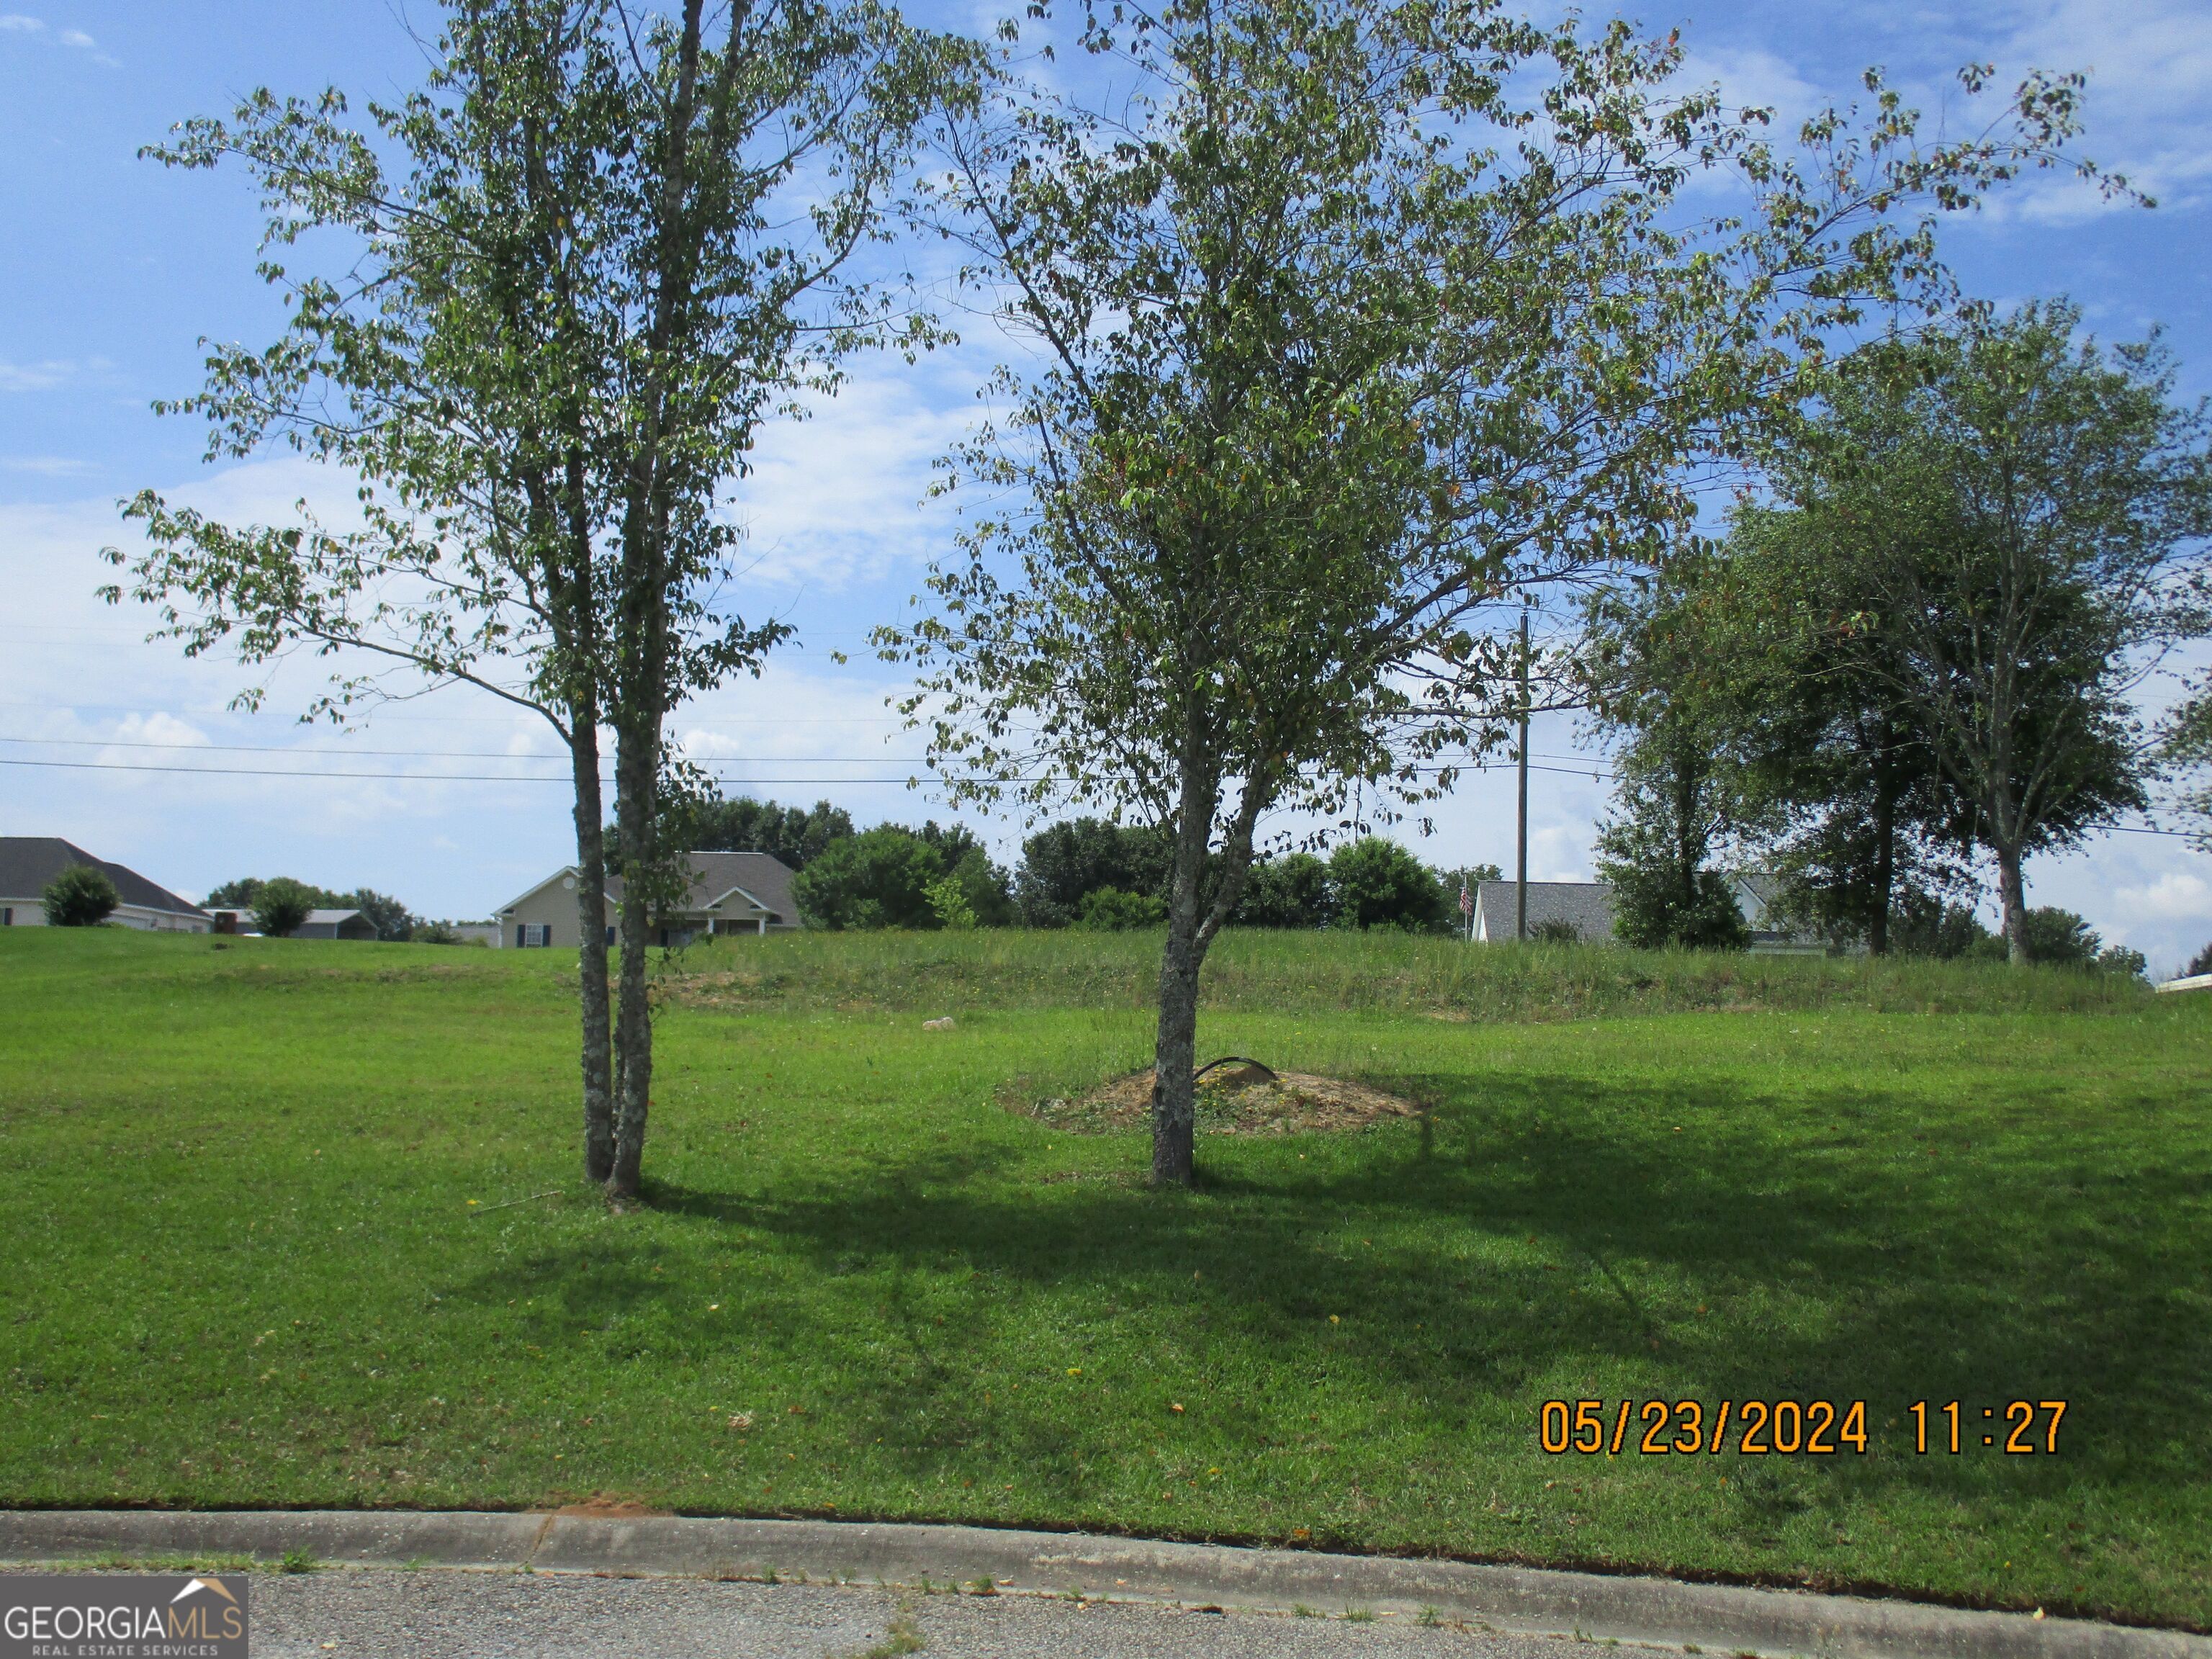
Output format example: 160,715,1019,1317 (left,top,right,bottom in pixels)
2017,907,2100,966
1233,852,1331,927
1601,858,1750,951
1074,886,1166,930
2097,944,2149,980
793,828,944,930
41,863,119,927
1328,837,1450,932
1015,819,1172,927
251,877,318,940
1890,899,1990,958
926,874,979,930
